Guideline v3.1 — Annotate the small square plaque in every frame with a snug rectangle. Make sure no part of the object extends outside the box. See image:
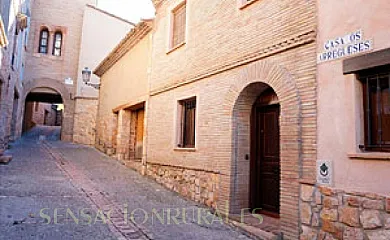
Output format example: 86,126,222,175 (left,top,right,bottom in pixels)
316,160,333,186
